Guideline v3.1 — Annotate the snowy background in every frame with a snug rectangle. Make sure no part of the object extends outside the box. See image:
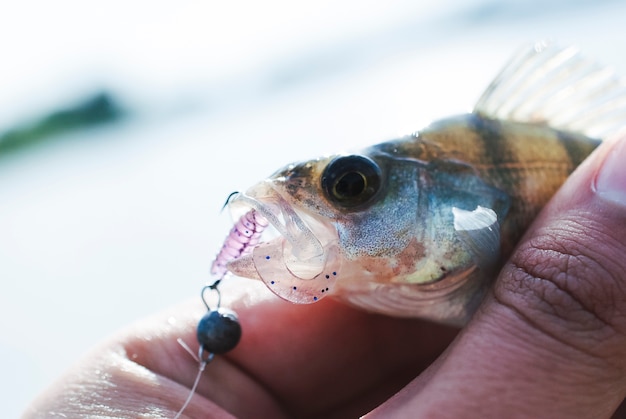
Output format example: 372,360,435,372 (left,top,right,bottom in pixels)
2,1,626,416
